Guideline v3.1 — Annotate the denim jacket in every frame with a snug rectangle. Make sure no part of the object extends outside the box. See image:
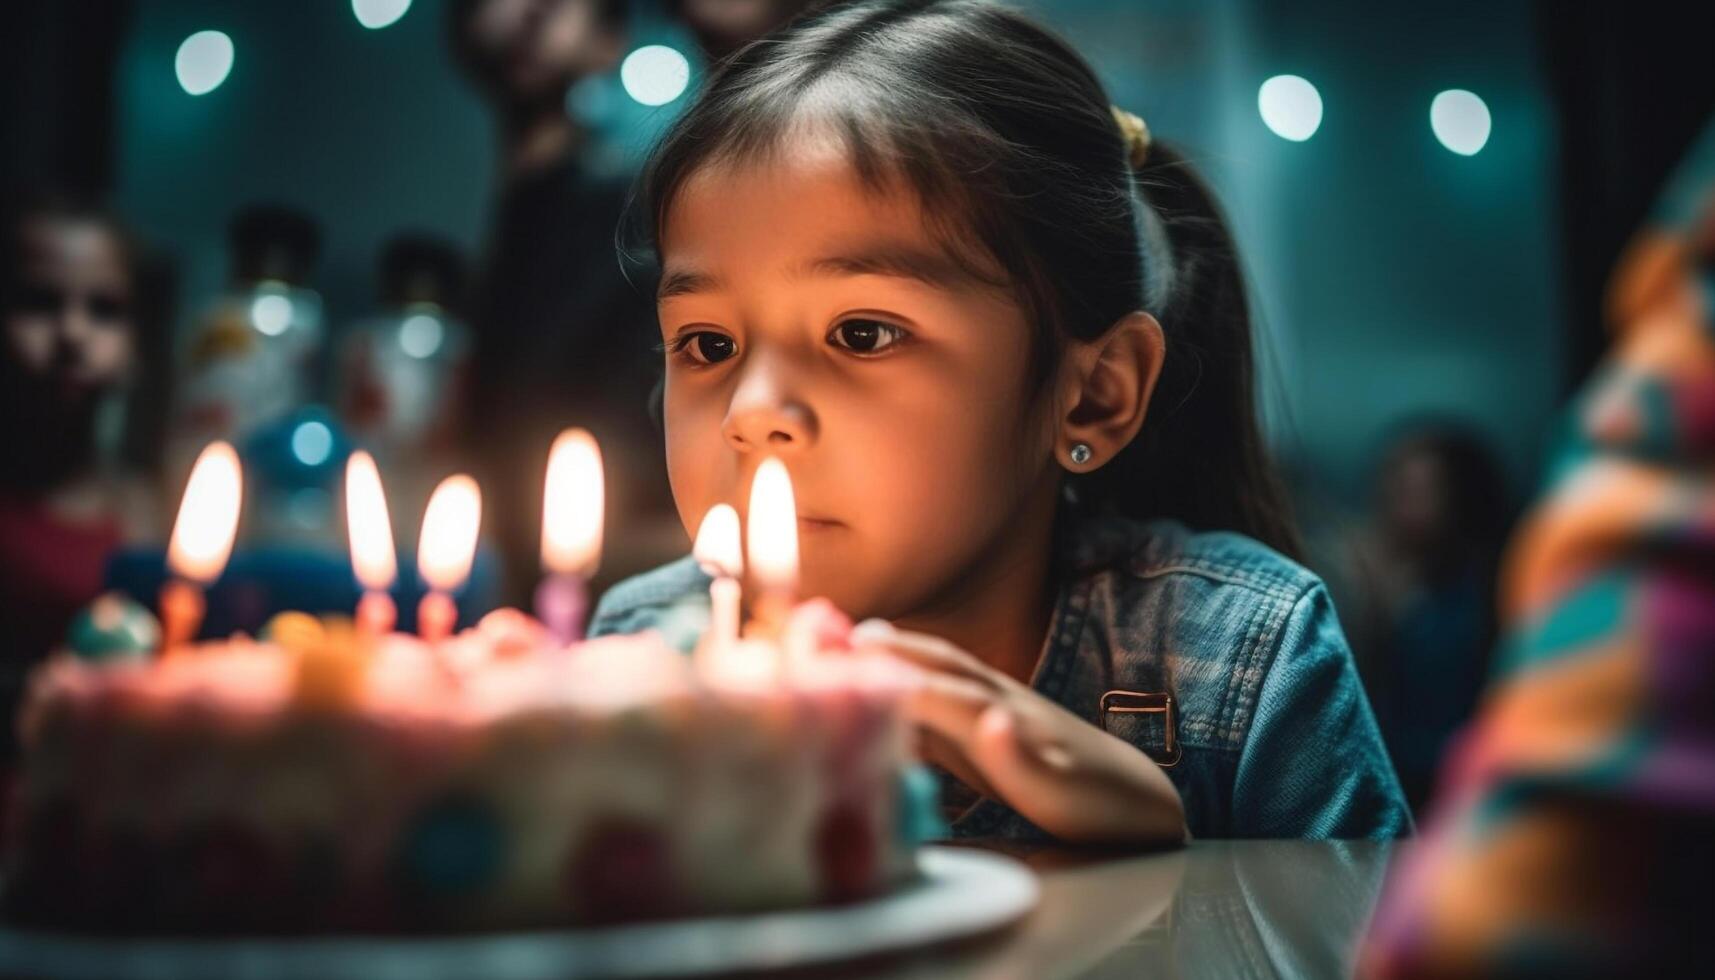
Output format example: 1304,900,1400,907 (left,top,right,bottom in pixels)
589,516,1411,841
